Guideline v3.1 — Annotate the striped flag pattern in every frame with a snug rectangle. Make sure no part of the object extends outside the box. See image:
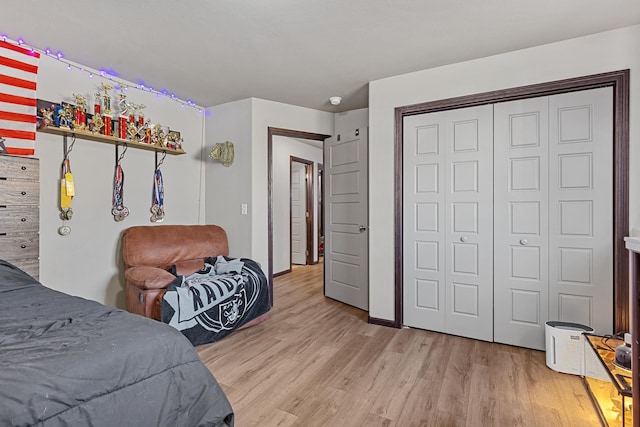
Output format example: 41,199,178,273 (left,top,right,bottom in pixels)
0,40,40,156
